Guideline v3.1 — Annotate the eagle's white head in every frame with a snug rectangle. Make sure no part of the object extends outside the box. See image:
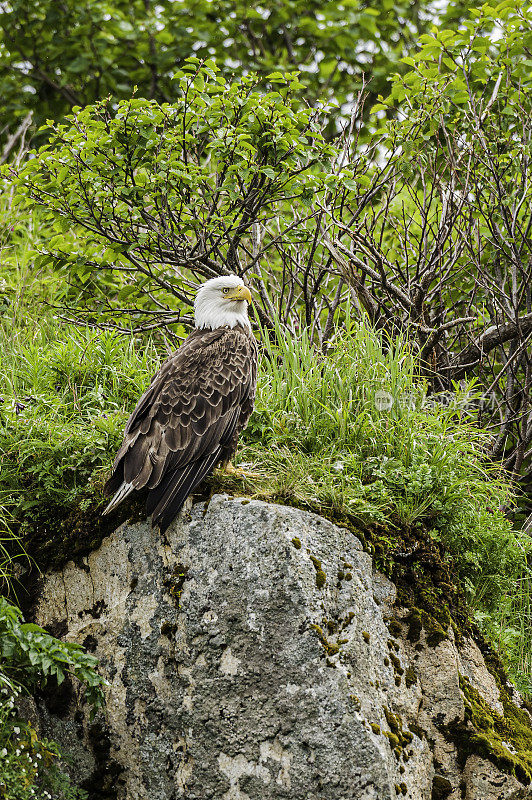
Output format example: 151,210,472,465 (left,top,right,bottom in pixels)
194,275,252,331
